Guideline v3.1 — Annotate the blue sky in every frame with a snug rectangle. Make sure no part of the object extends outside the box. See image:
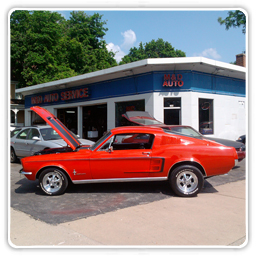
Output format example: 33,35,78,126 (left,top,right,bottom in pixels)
49,10,245,64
